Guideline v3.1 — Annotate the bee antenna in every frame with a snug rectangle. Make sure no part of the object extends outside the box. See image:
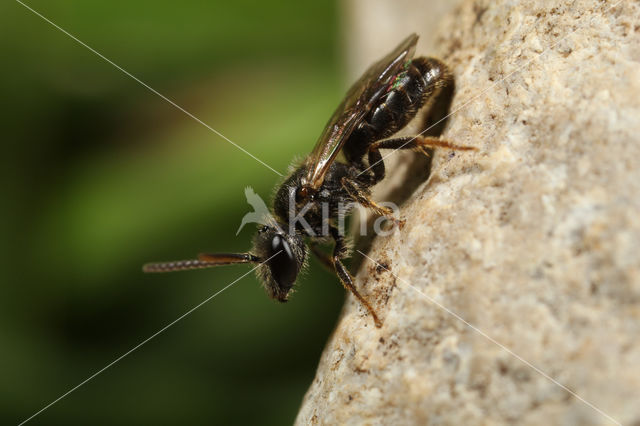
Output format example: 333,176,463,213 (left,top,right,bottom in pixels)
143,253,260,273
